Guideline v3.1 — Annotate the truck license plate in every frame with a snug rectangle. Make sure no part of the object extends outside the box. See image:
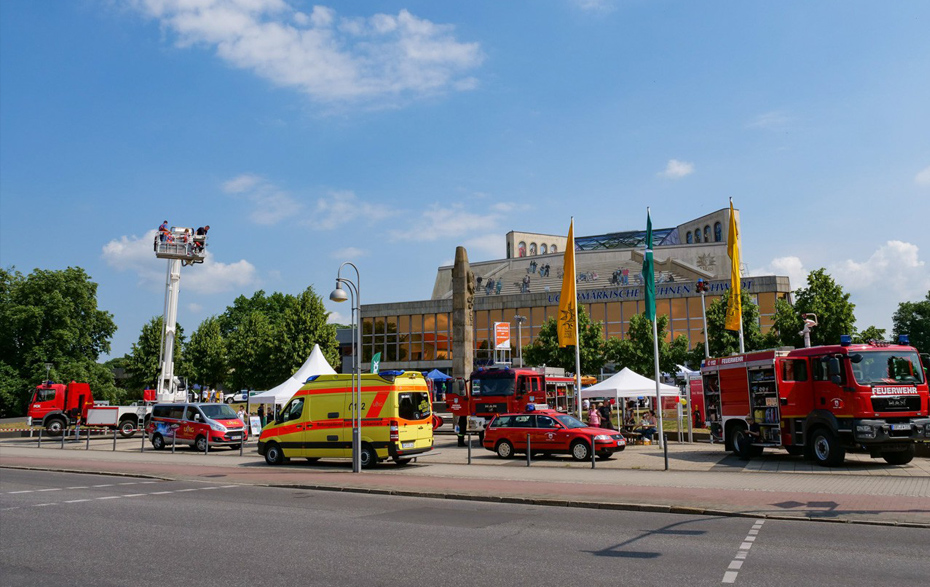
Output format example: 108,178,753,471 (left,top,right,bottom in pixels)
890,424,910,431
401,441,415,449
